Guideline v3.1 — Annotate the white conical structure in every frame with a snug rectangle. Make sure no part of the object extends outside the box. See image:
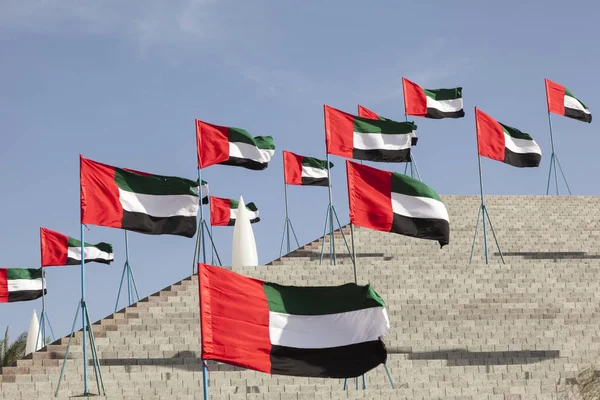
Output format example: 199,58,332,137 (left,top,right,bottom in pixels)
25,310,42,355
231,196,258,267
